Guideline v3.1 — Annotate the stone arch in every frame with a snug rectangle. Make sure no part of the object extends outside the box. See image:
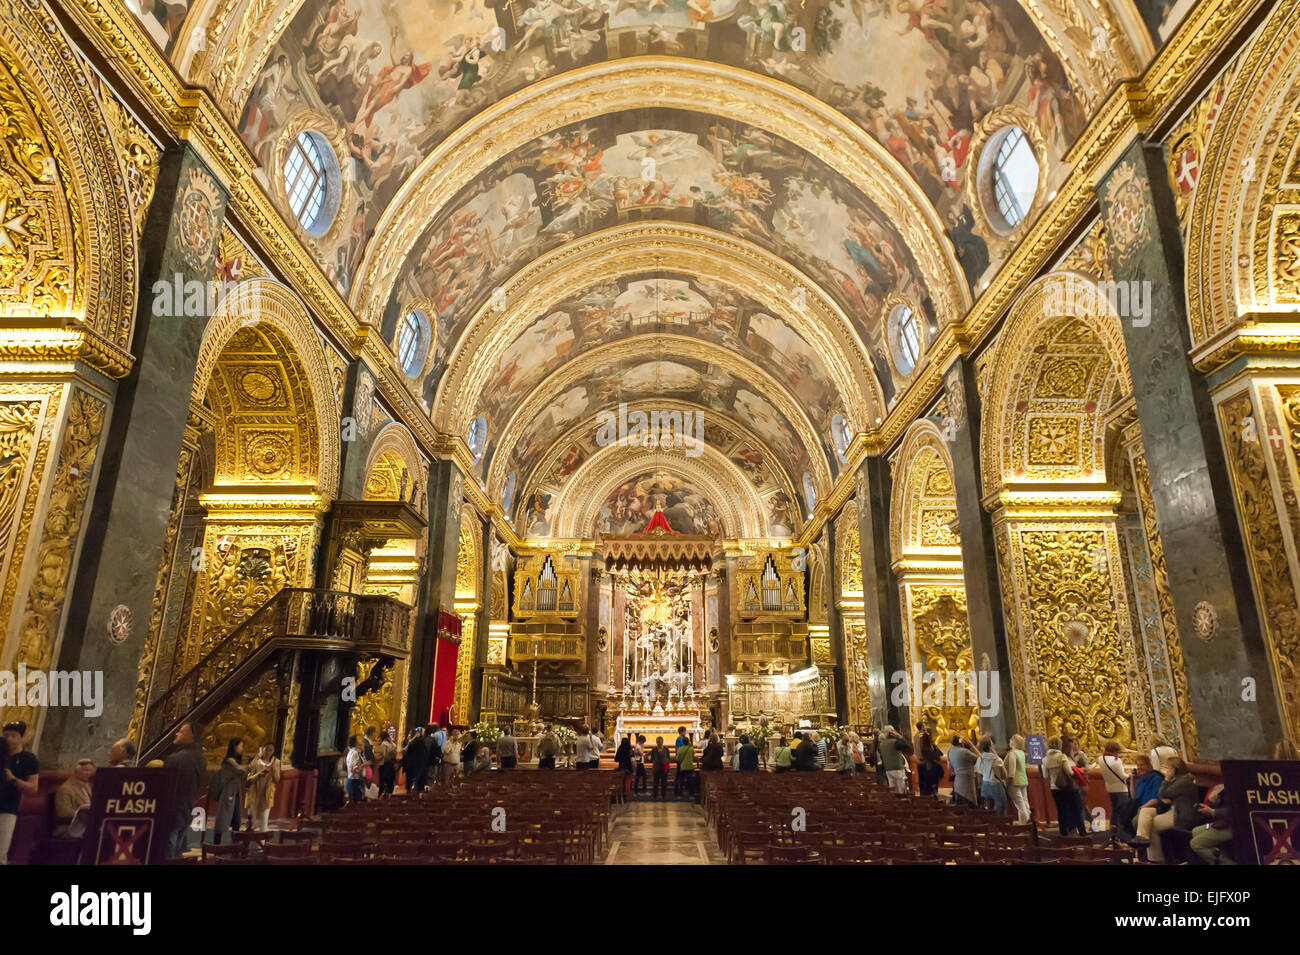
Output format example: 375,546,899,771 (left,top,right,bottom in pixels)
979,272,1156,752
194,278,340,495
364,422,427,516
889,418,975,743
0,0,138,344
1185,0,1300,350
980,271,1132,497
890,420,962,565
553,446,766,541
